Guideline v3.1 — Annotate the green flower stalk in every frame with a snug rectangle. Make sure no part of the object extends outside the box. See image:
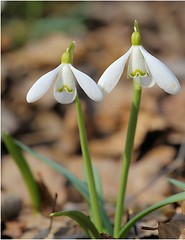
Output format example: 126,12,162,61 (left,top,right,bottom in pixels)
75,95,103,231
114,81,141,237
